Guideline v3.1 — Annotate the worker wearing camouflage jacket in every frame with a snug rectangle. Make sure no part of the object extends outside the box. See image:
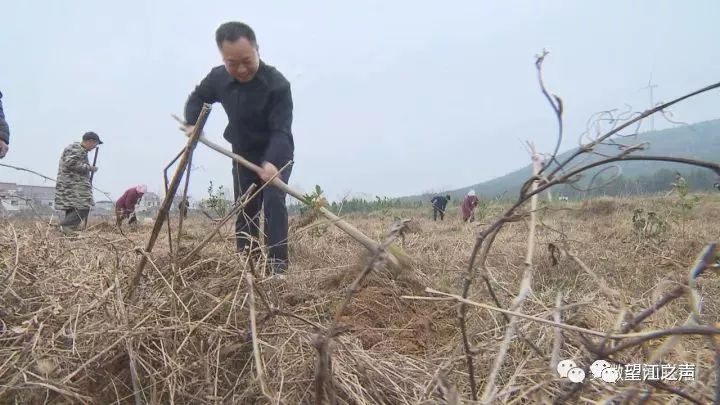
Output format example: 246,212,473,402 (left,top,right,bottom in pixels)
55,132,102,231
0,91,10,158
